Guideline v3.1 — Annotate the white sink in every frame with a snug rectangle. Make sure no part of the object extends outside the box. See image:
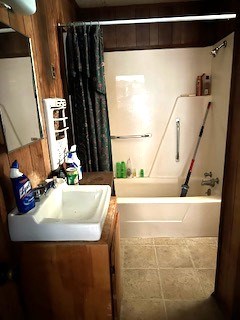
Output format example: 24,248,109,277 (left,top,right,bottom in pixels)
8,182,111,241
